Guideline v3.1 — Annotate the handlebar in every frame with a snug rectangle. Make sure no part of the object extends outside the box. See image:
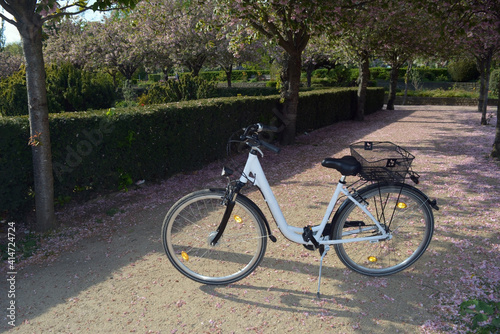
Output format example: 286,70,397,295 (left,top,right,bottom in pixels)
241,123,281,154
257,123,279,133
260,139,281,154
